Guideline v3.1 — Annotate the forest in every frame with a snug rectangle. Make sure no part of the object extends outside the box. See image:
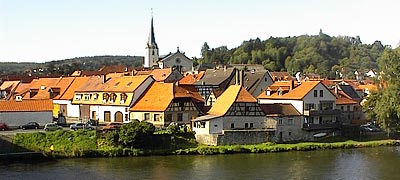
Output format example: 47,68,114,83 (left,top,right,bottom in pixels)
0,31,391,79
199,30,387,79
0,55,143,76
